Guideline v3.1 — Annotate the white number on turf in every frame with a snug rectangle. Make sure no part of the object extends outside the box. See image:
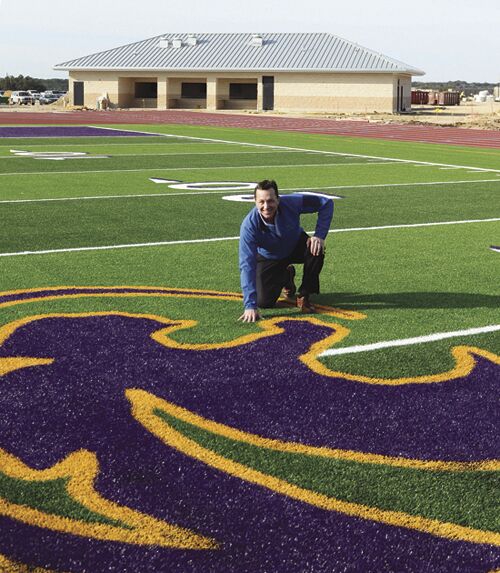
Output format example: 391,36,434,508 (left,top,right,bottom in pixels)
169,181,256,191
10,150,108,161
